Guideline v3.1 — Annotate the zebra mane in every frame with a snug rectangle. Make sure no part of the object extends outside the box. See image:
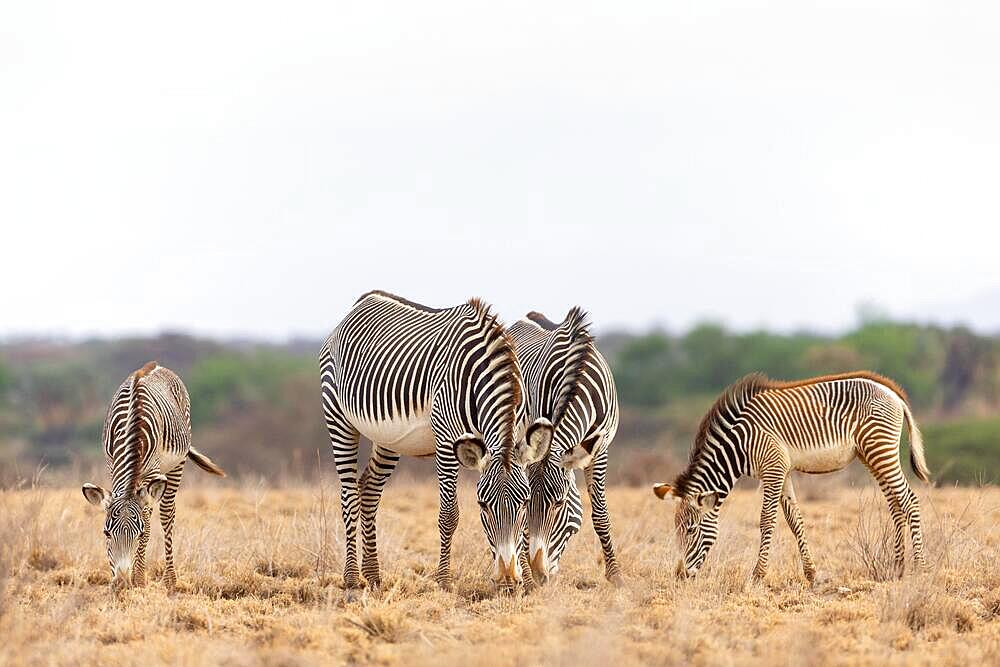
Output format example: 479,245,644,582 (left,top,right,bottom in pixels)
763,370,910,405
355,289,448,313
674,373,770,496
118,361,157,495
546,307,595,428
467,298,524,469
